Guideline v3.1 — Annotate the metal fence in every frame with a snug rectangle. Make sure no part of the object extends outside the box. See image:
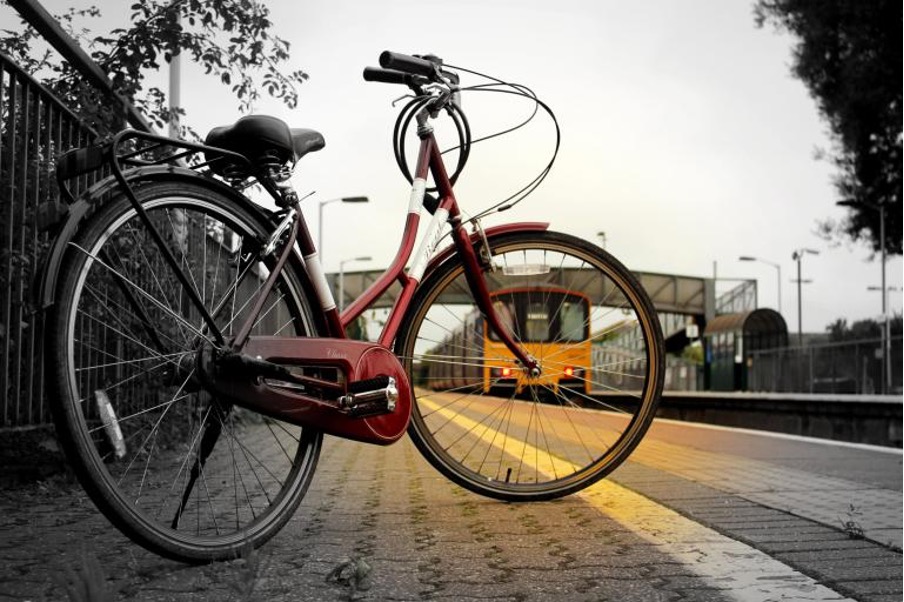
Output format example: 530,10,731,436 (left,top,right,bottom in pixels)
748,336,903,394
0,51,101,428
